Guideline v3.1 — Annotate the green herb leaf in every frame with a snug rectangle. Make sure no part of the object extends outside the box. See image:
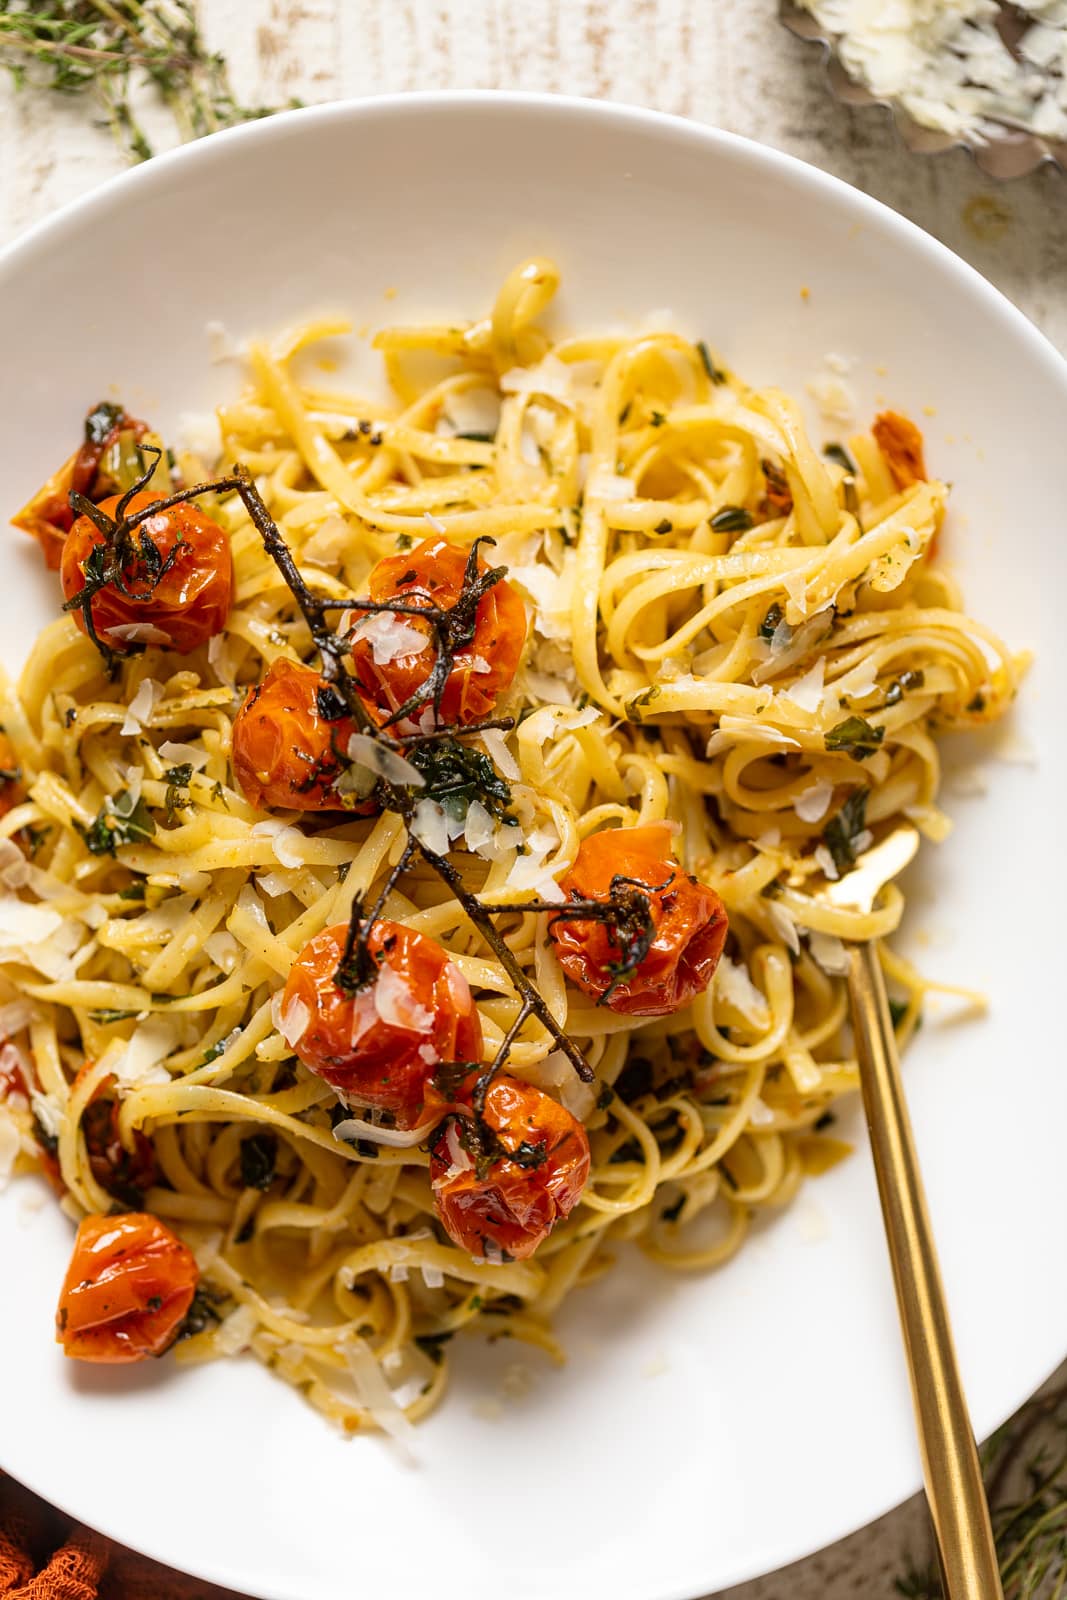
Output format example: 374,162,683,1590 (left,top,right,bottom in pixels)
823,442,857,474
711,505,754,533
758,602,785,642
239,1132,277,1191
825,717,885,762
408,738,513,824
696,341,727,385
821,787,869,875
88,1008,140,1024
884,669,926,708
81,791,156,855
